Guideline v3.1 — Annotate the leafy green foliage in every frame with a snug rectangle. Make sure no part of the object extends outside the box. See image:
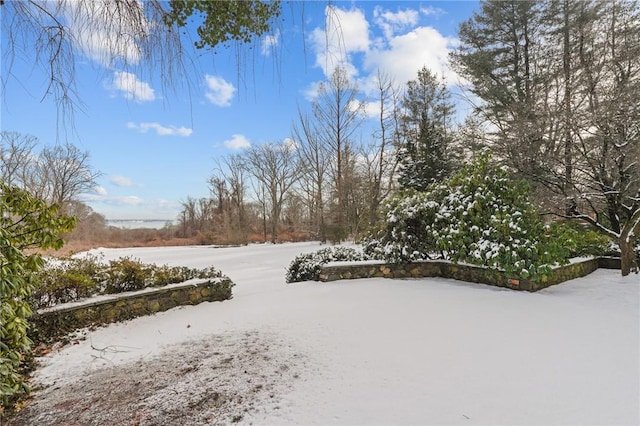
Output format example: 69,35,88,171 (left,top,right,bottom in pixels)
32,267,97,308
451,0,640,275
286,247,367,283
164,0,281,50
548,222,612,258
0,183,75,412
397,66,454,191
31,256,226,309
104,257,152,293
324,225,349,245
364,154,570,281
